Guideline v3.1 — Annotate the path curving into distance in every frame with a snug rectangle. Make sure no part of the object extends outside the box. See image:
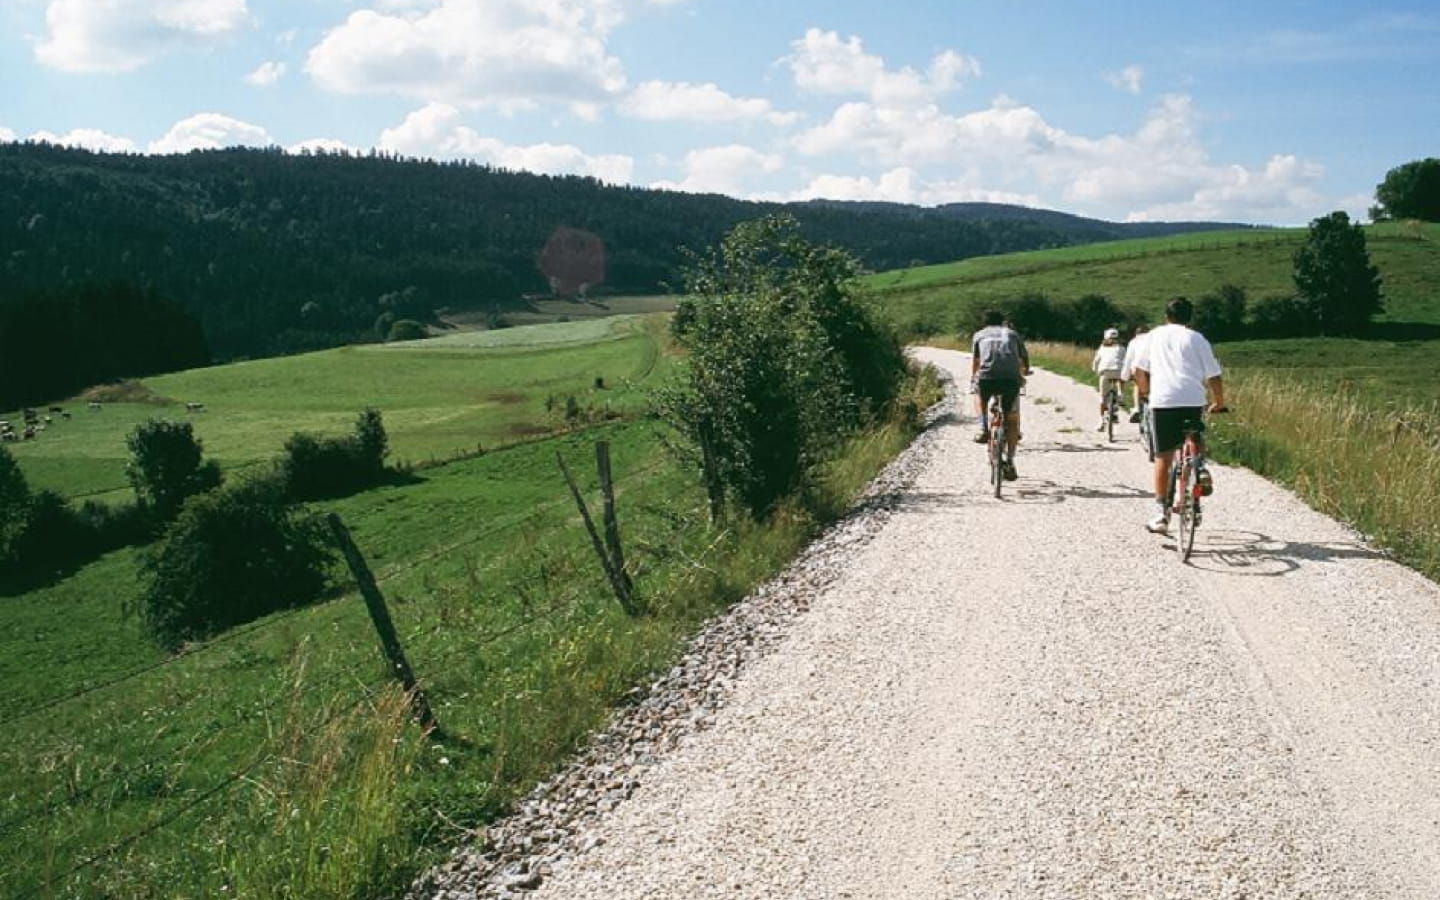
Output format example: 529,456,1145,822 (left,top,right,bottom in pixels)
422,347,1440,899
